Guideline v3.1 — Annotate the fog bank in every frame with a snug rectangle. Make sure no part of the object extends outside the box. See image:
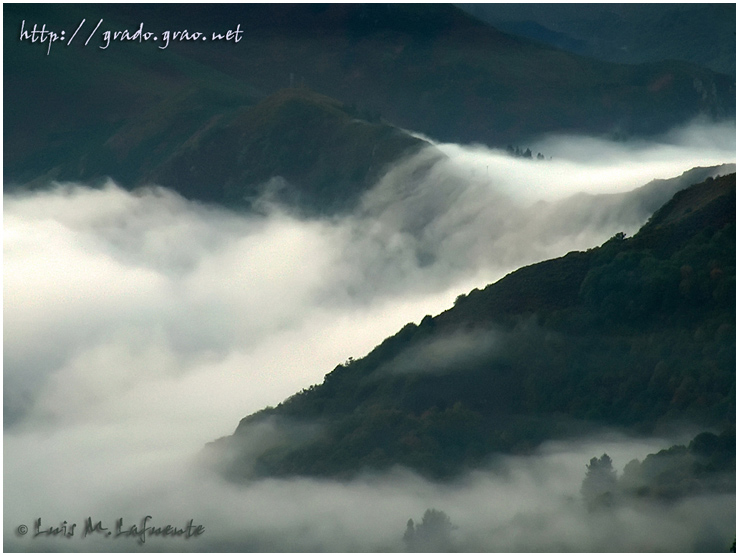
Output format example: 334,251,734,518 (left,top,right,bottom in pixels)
4,120,735,551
